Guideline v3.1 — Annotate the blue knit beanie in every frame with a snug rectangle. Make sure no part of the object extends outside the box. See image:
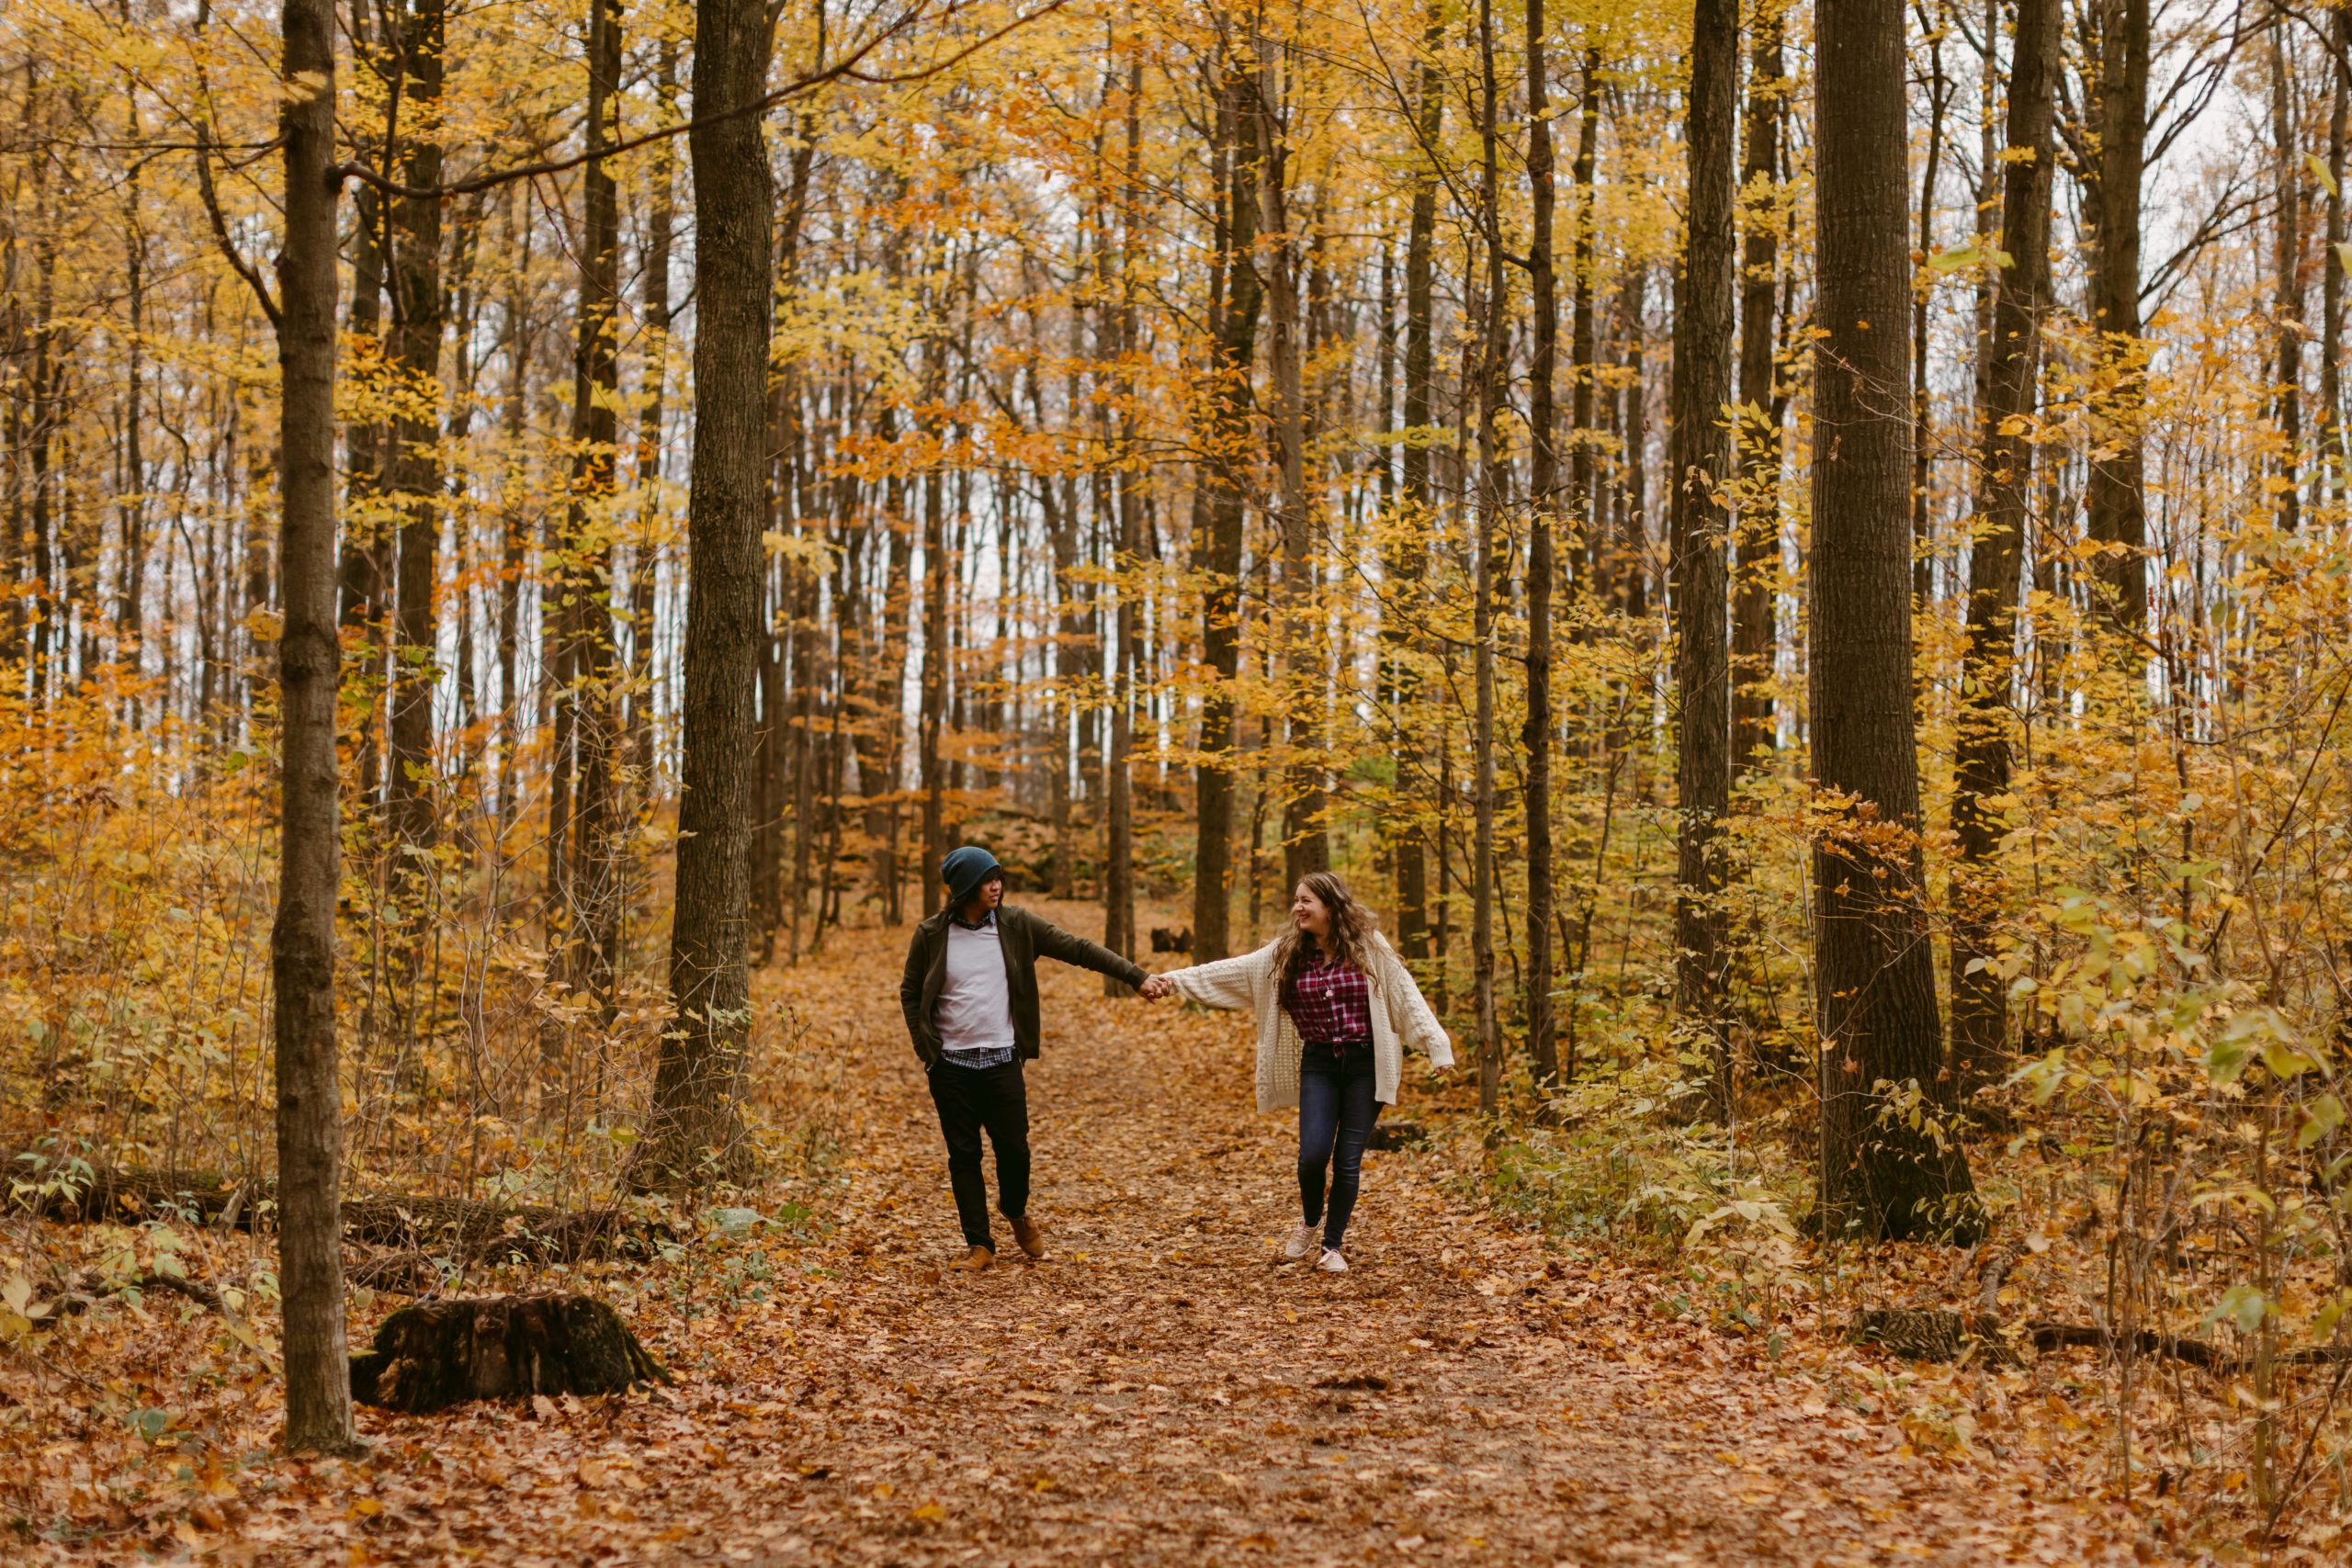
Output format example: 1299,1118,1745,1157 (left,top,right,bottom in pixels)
941,846,1003,911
